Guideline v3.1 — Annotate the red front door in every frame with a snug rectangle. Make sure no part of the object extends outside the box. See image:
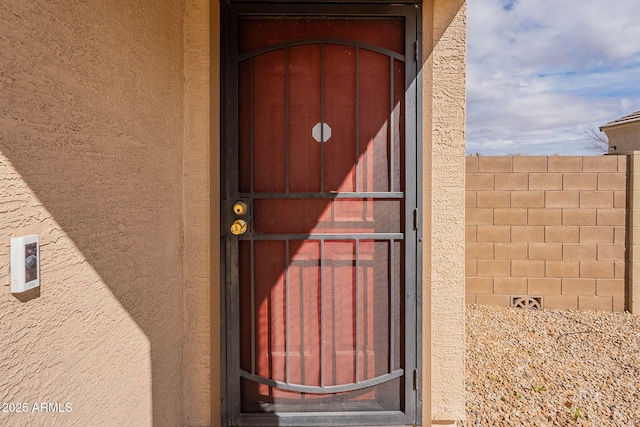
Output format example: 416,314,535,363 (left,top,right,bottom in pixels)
223,5,421,426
